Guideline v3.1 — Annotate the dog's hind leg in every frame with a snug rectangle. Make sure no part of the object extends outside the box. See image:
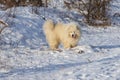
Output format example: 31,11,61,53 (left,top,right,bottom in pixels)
49,41,59,50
